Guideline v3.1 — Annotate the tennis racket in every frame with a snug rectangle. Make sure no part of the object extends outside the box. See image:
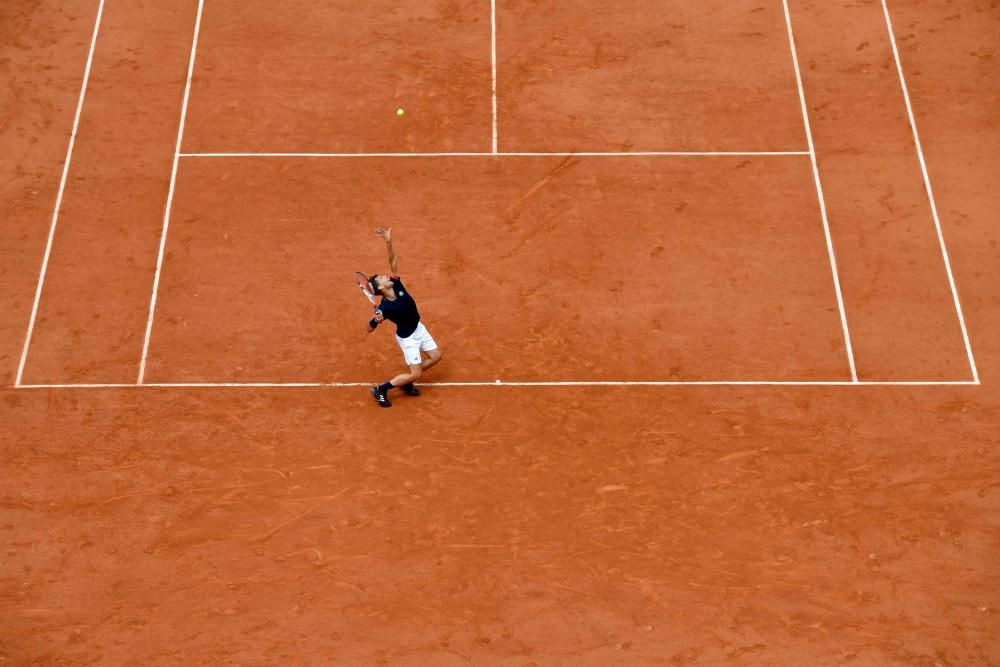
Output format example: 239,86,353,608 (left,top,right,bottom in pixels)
354,272,380,313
